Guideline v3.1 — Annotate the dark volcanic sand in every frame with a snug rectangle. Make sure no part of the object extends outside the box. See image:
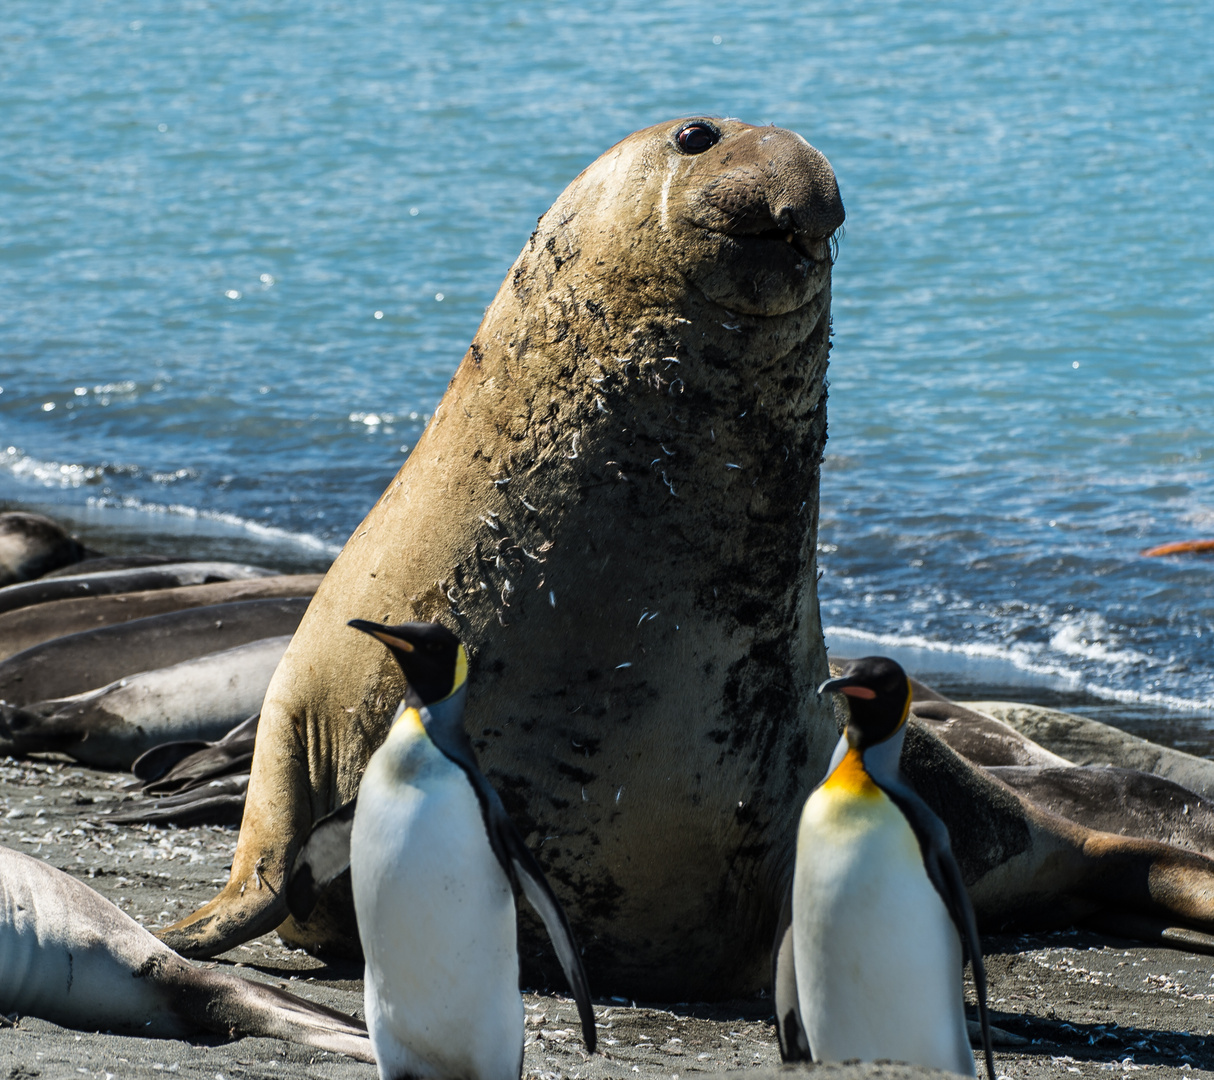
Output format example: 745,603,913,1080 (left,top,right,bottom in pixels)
2,756,1212,1080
